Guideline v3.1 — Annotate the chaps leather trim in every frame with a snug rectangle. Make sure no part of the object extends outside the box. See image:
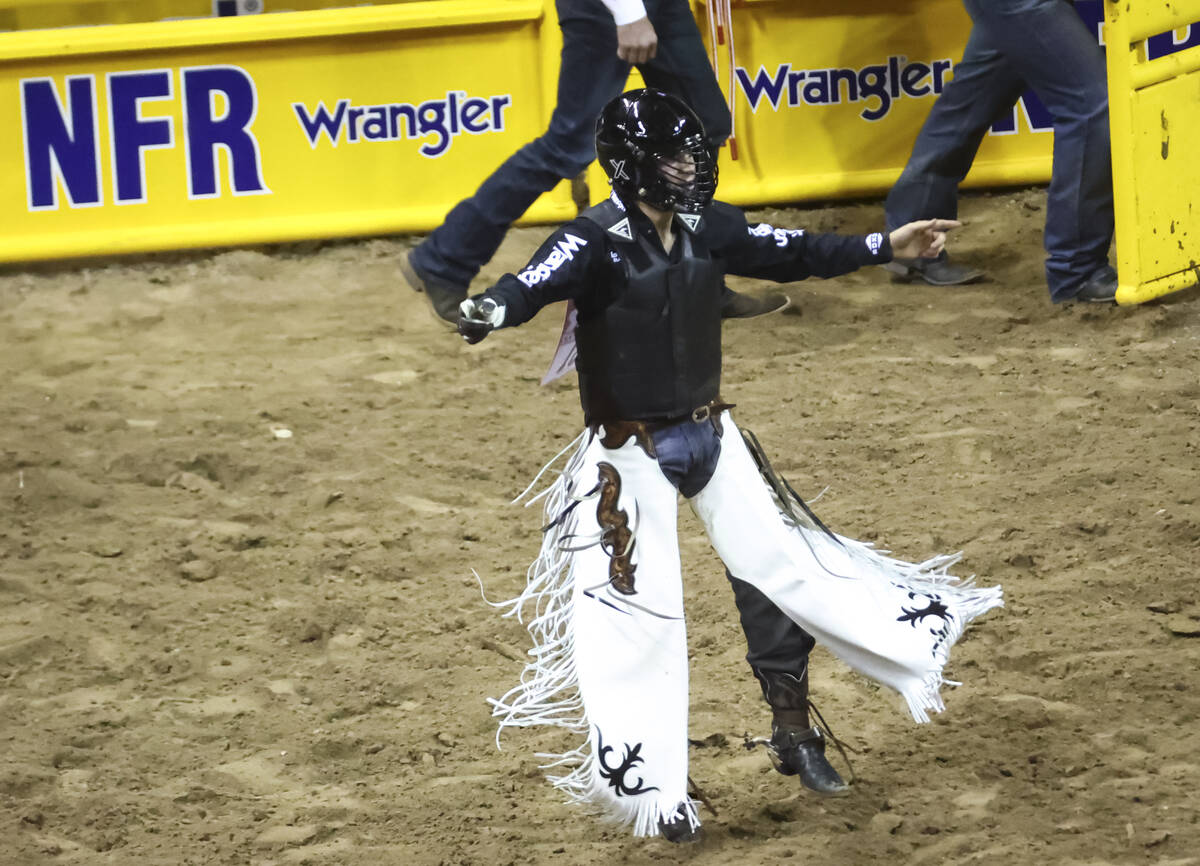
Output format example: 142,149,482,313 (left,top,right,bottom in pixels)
595,462,637,594
597,421,657,459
